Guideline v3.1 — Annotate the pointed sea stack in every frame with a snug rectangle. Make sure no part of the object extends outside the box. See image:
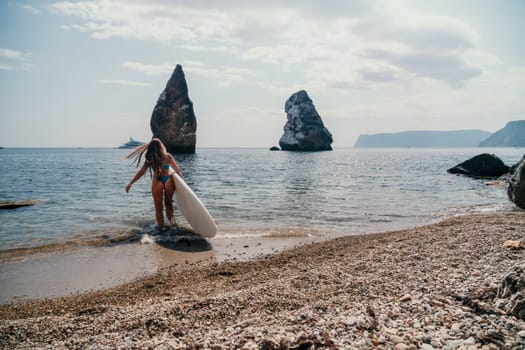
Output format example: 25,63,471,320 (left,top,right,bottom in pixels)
279,90,333,151
150,65,196,153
